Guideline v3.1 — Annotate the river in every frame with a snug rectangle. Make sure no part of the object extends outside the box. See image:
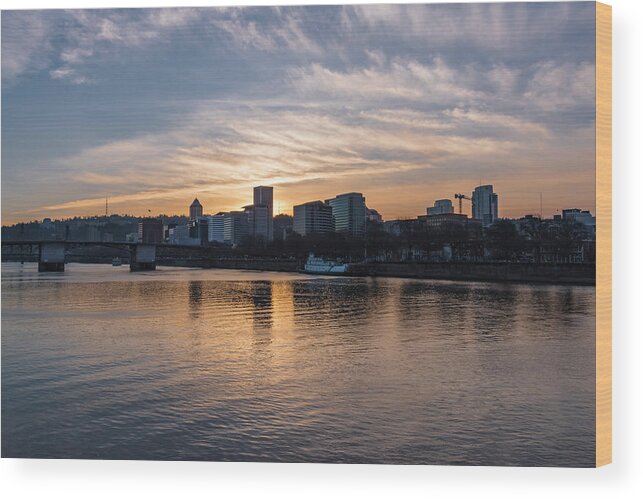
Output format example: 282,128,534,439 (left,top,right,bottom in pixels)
1,262,596,466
